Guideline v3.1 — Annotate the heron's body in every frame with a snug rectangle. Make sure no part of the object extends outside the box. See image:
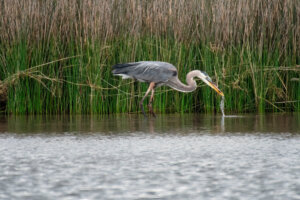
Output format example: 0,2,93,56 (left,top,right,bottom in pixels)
112,61,177,85
112,61,223,117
